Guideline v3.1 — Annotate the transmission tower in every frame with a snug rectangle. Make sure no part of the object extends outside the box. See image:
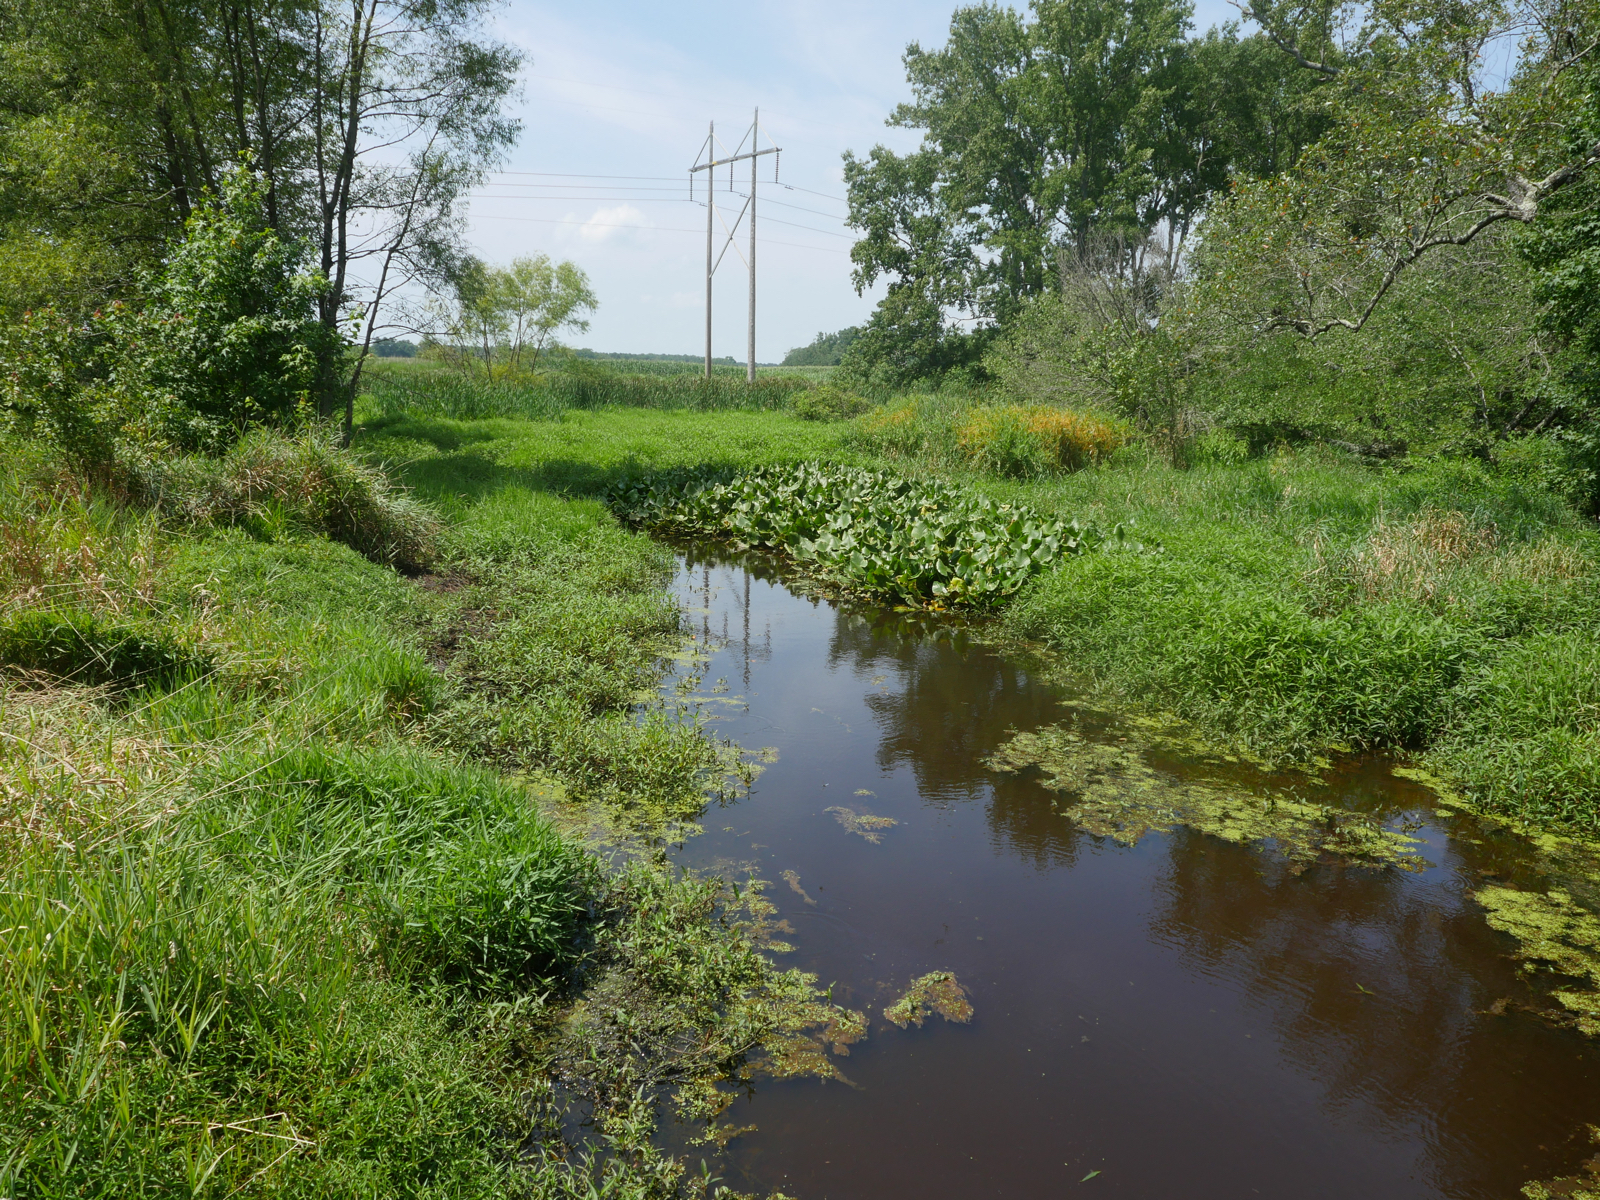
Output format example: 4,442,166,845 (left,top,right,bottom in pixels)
689,110,781,381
